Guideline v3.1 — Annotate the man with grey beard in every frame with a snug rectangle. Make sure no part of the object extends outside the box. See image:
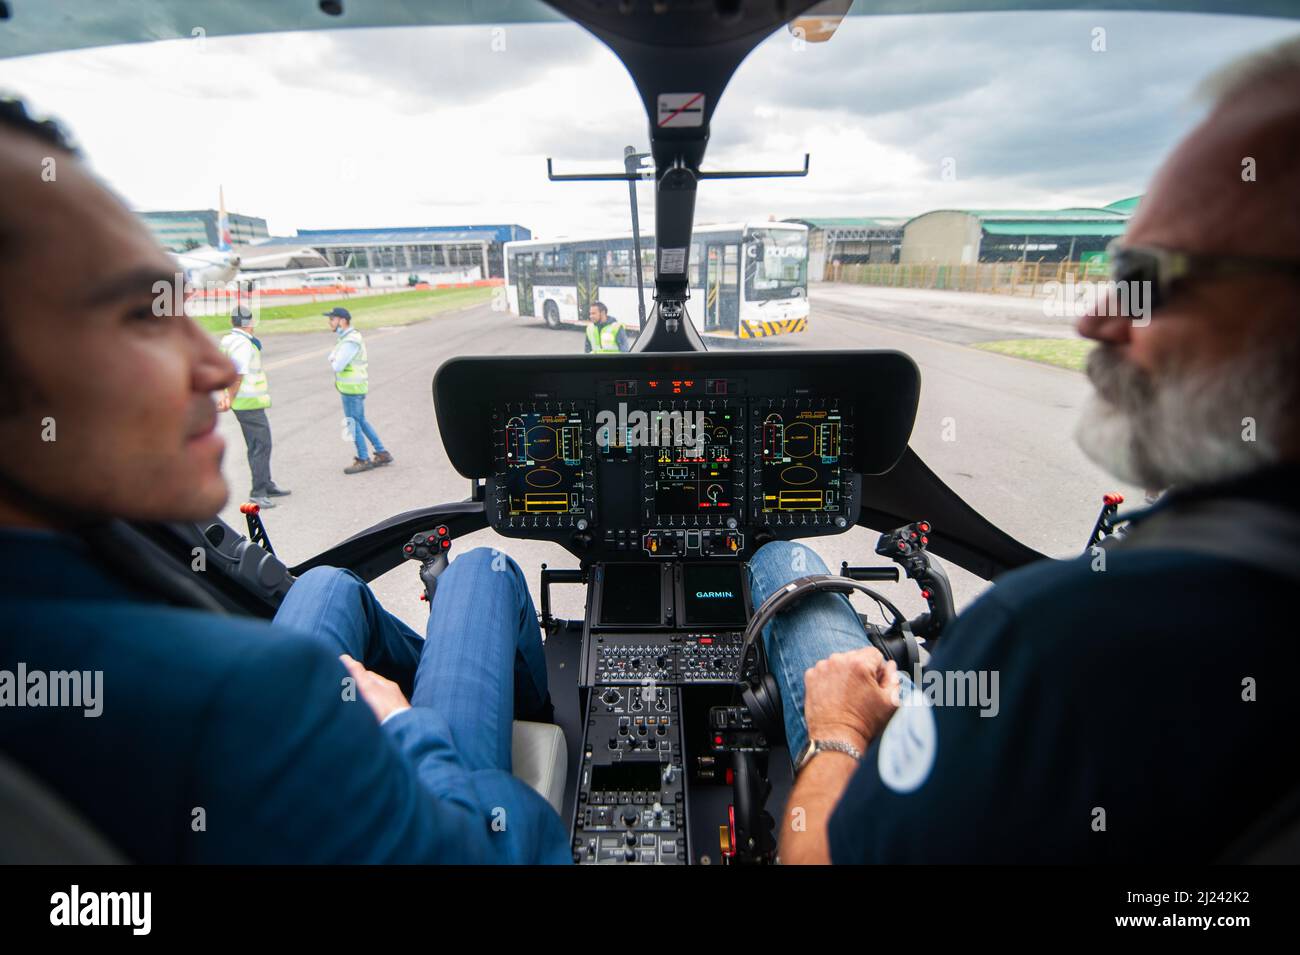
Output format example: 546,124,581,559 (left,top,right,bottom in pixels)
763,36,1300,864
